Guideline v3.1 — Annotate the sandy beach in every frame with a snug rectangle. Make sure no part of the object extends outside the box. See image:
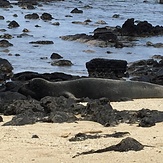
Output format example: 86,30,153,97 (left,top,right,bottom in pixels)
0,98,163,163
